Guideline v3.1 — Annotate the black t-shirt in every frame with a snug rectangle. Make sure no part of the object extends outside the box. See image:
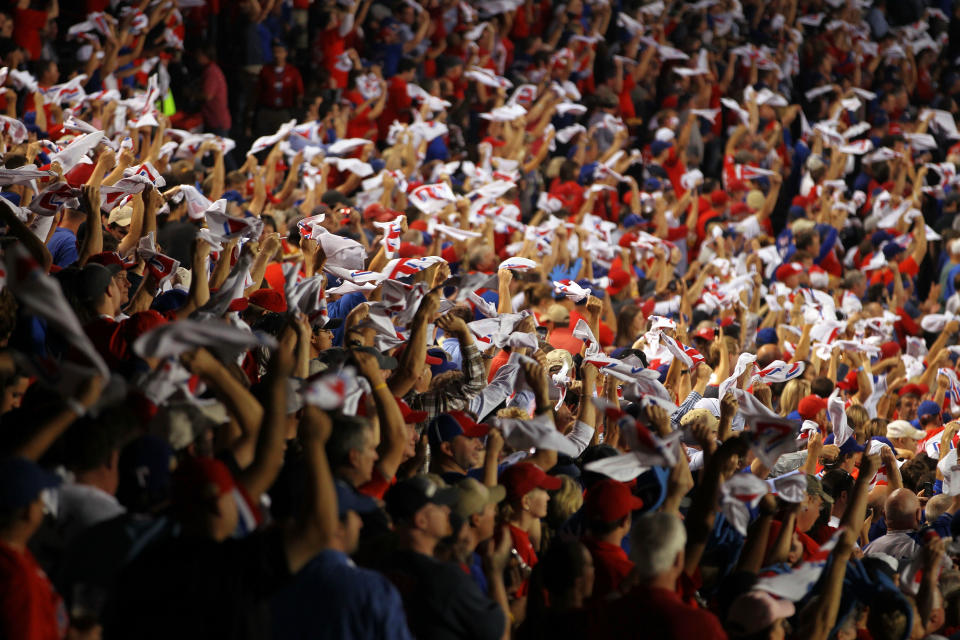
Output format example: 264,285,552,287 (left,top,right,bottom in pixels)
379,549,505,640
108,527,291,640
